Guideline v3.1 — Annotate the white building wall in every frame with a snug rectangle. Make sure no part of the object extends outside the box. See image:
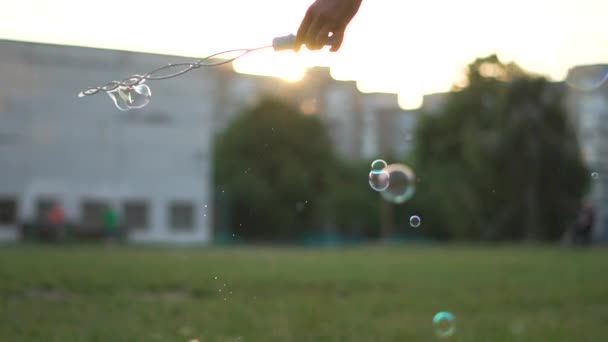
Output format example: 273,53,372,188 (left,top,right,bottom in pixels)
0,40,214,243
